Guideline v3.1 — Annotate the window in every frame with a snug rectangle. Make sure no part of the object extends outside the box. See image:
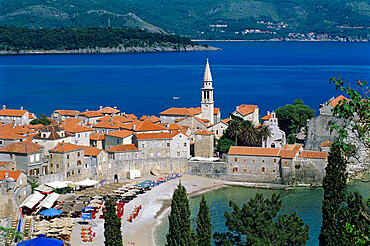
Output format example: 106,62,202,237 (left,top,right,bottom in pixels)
72,170,74,175
262,167,265,172
233,167,238,172
285,161,288,164
67,154,70,159
78,169,81,174
274,159,277,163
50,163,53,167
184,143,187,147
244,168,247,172
244,159,246,162
135,154,138,159
36,154,40,162
262,160,265,163
273,169,276,173
56,164,59,168
77,160,81,165
167,143,170,148
99,166,102,171
234,158,237,162
177,152,180,157
142,144,145,148
30,155,35,163
216,130,219,135
177,143,180,147
166,152,170,157
78,152,80,157
67,163,70,167
117,139,120,144
85,164,88,169
67,172,70,177
253,159,255,163
42,134,46,138
0,140,3,145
